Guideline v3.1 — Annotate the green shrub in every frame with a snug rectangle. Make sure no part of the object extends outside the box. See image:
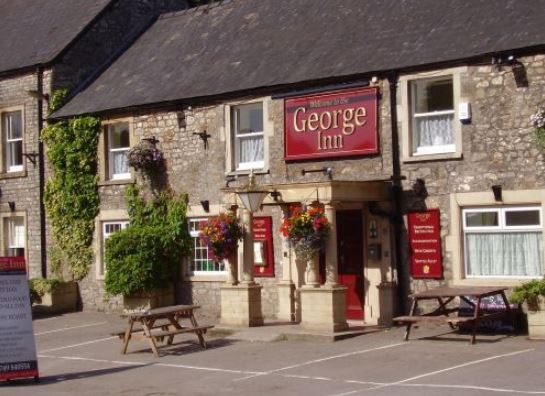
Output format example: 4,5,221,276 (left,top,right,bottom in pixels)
104,225,178,296
510,277,545,307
